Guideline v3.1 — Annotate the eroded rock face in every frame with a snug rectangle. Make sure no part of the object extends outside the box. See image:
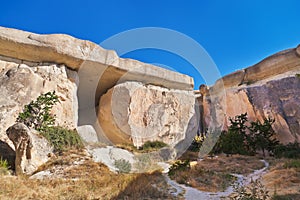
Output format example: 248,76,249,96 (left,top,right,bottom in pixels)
98,82,197,148
204,45,300,144
0,57,78,146
6,123,53,175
